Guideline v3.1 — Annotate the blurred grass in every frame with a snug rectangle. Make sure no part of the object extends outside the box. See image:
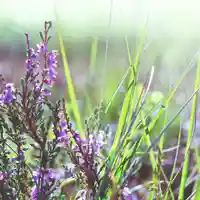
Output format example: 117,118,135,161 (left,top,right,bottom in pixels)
57,23,85,138
89,38,98,73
